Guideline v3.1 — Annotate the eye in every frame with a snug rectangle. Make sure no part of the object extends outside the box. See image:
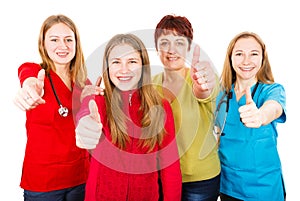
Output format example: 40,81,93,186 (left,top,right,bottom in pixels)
159,41,169,47
50,39,58,42
66,38,73,42
235,52,243,56
111,60,120,64
175,41,185,46
129,60,138,64
251,52,259,56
